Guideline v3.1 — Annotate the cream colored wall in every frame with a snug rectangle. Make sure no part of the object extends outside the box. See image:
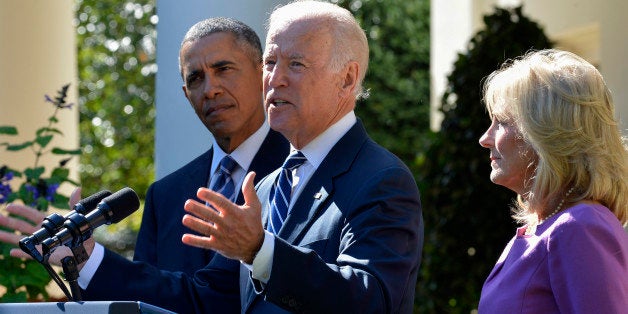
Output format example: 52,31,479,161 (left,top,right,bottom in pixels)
0,0,79,195
431,0,628,135
516,0,628,135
